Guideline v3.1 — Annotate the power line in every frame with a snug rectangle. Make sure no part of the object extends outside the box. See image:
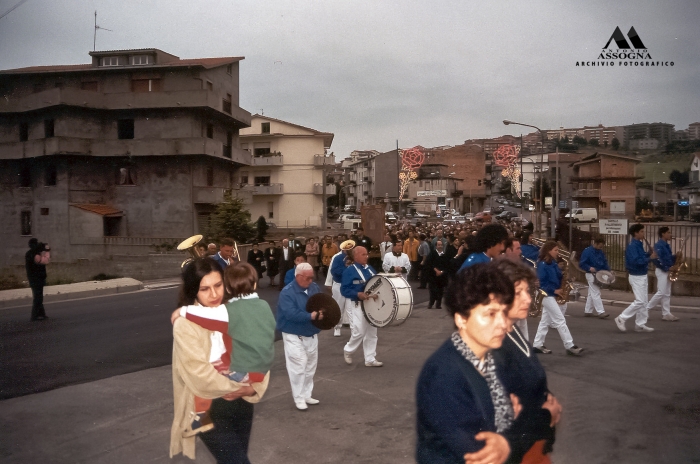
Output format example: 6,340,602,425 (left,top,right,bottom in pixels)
0,0,30,21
